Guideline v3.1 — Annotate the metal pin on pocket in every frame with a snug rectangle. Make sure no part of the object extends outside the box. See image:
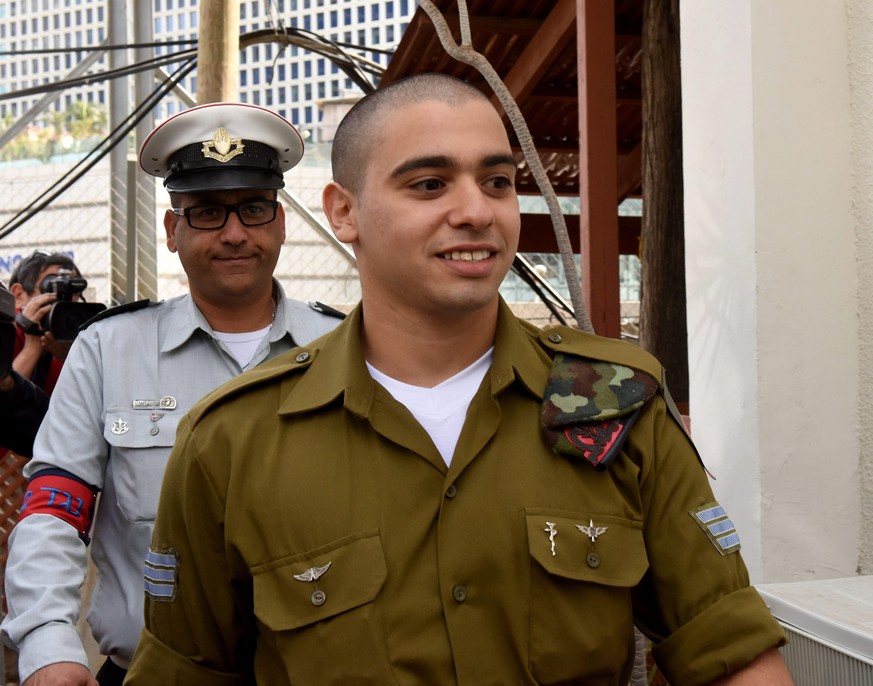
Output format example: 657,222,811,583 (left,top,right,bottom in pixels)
293,561,332,606
544,522,558,556
576,520,608,568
